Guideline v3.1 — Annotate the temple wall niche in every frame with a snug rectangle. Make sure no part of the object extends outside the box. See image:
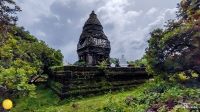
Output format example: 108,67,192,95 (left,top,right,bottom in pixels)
88,54,93,65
